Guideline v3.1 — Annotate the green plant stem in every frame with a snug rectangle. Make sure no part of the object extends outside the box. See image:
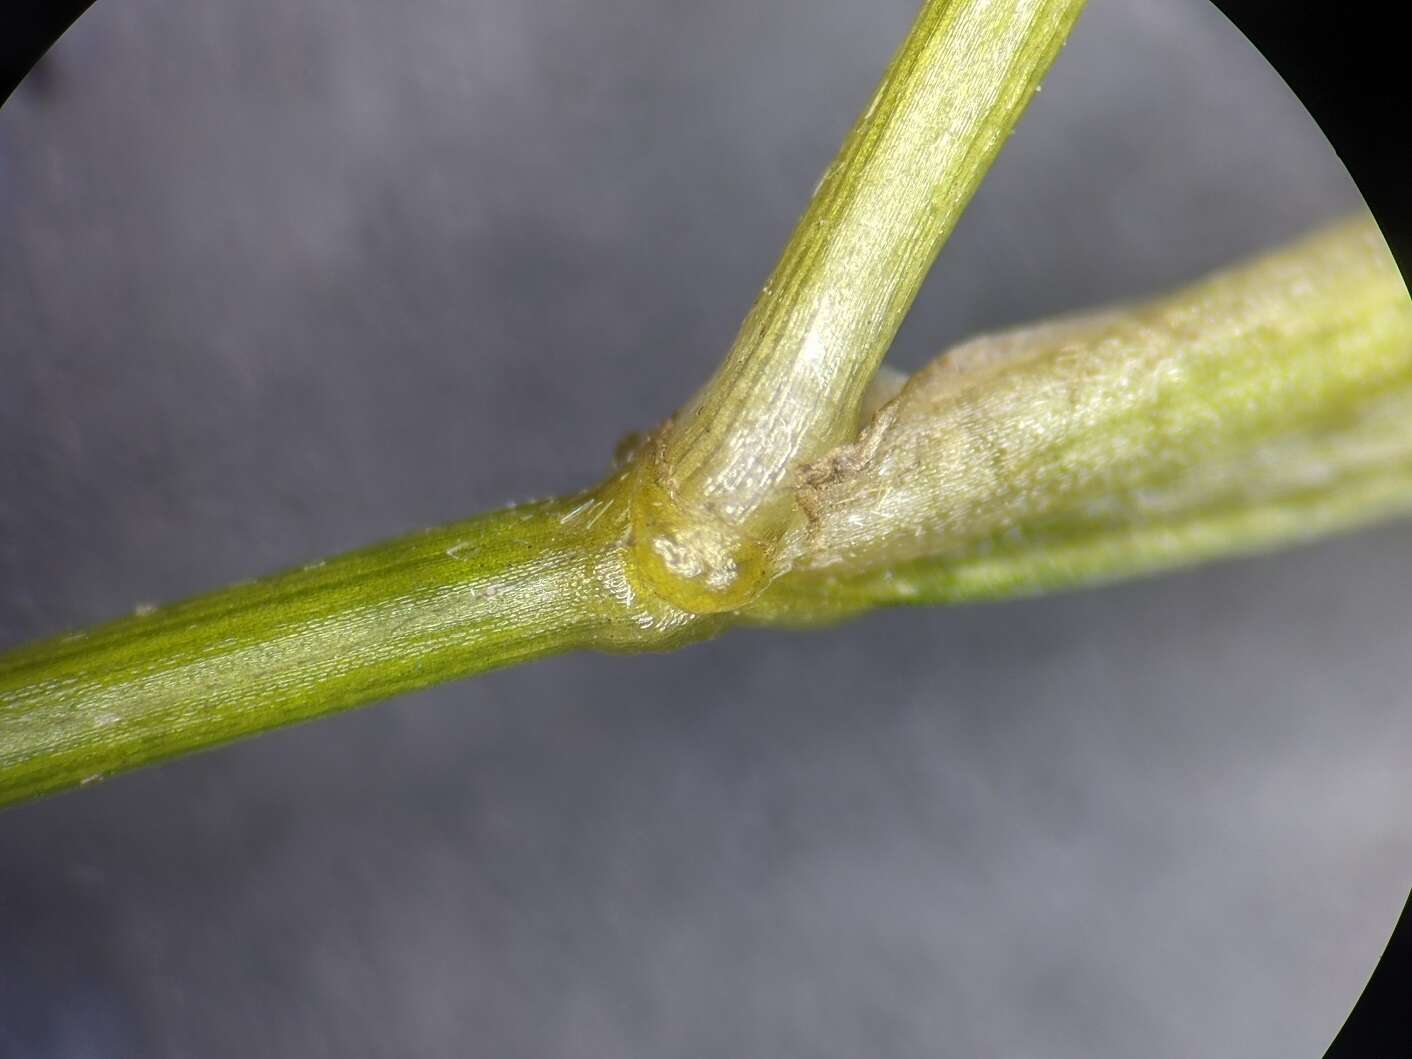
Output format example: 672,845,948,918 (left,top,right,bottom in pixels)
0,0,1095,807
0,490,714,806
4,213,1410,808
629,0,1087,613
